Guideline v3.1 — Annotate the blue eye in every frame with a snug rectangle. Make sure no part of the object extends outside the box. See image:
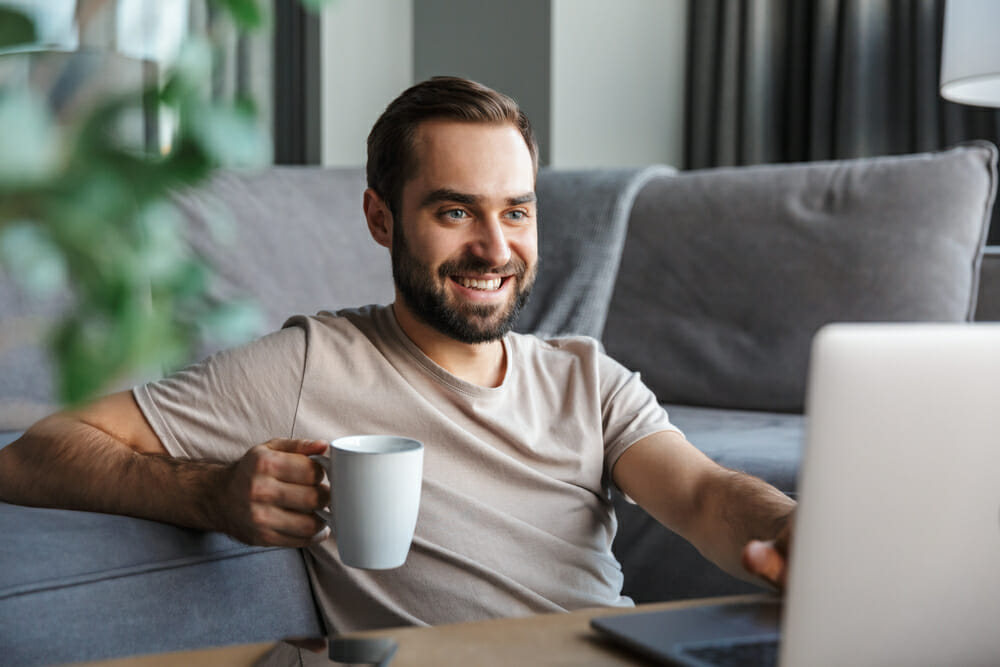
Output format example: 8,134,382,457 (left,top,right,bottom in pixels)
444,209,468,220
506,210,527,221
